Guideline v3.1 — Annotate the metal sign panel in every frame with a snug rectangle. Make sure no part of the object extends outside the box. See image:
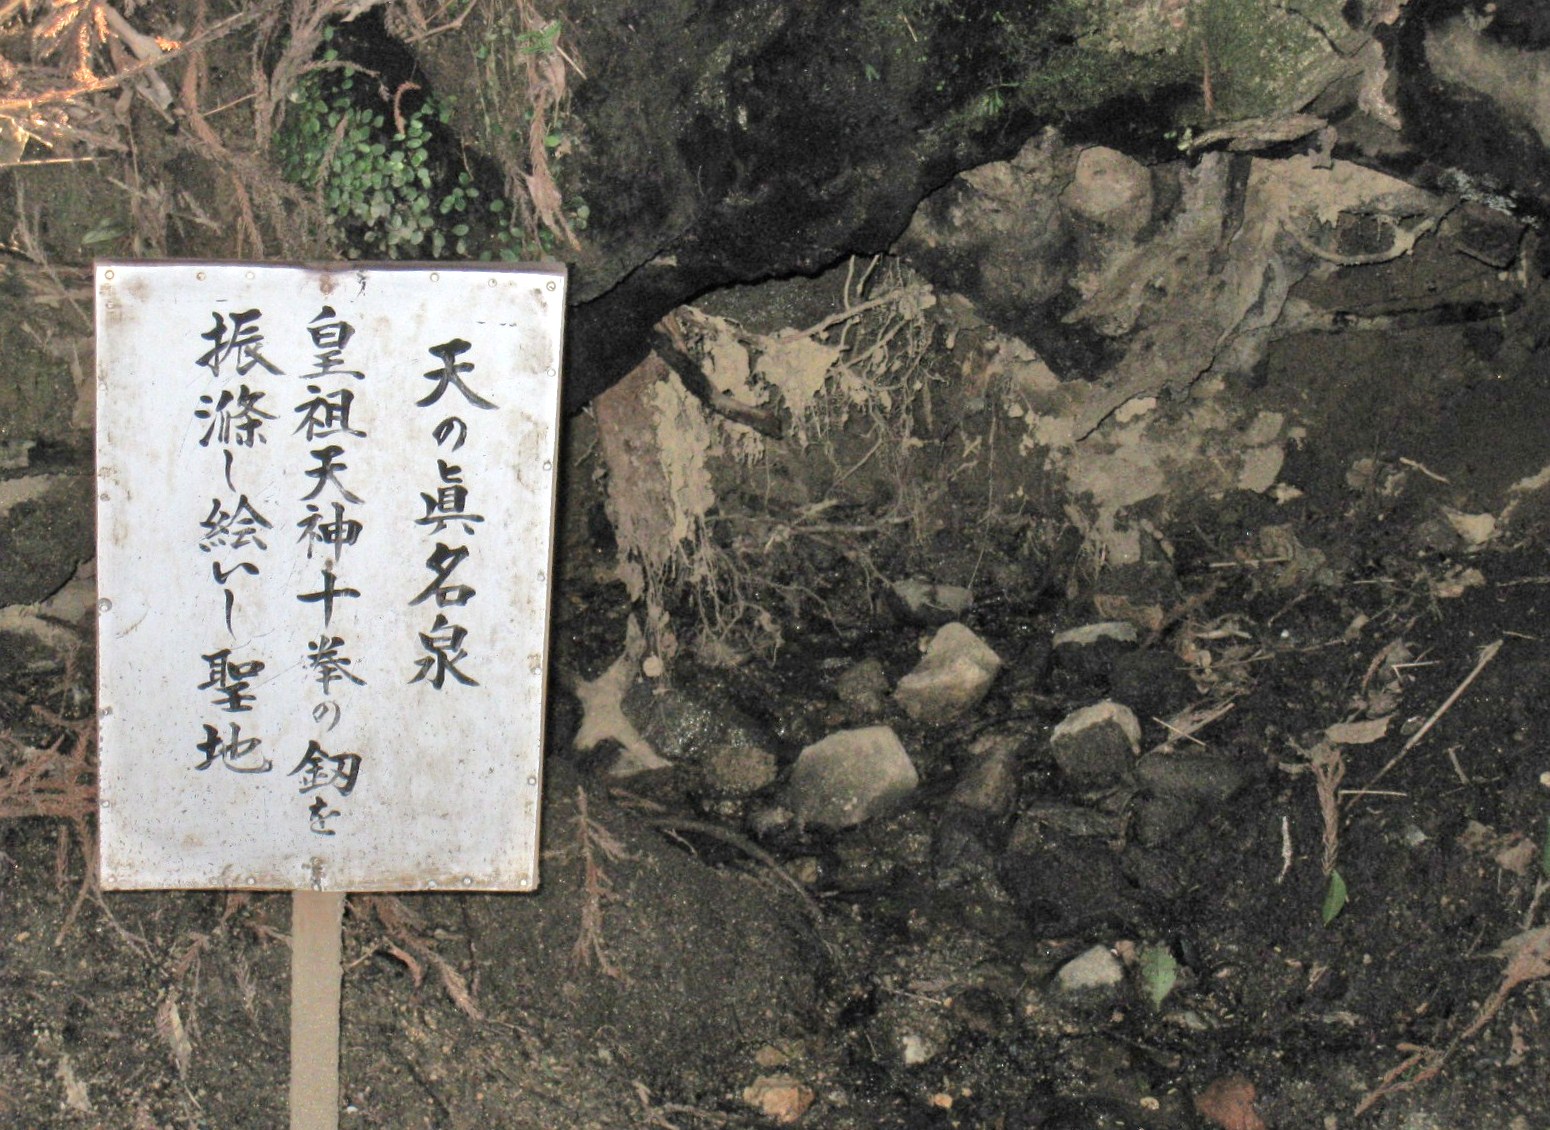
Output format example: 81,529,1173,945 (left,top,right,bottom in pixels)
94,262,564,892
